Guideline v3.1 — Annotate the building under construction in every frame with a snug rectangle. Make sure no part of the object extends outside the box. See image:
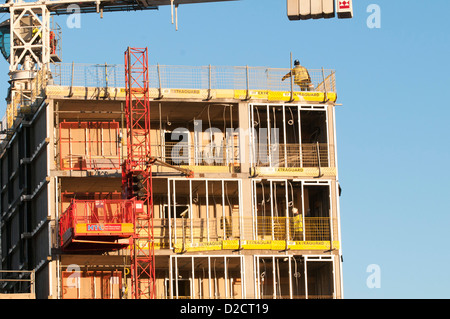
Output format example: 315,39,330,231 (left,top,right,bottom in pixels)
0,1,344,300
